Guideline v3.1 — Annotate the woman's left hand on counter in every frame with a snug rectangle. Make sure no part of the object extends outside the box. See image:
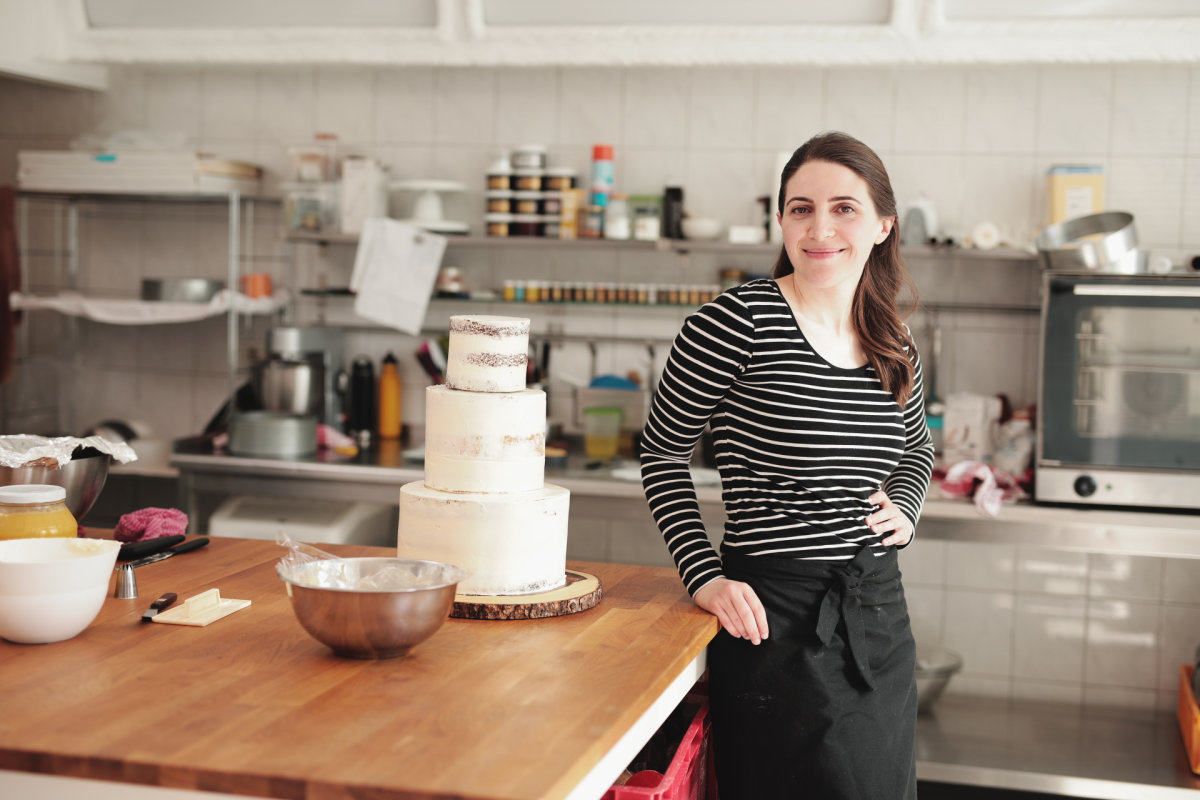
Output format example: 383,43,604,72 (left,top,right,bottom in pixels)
866,490,913,547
